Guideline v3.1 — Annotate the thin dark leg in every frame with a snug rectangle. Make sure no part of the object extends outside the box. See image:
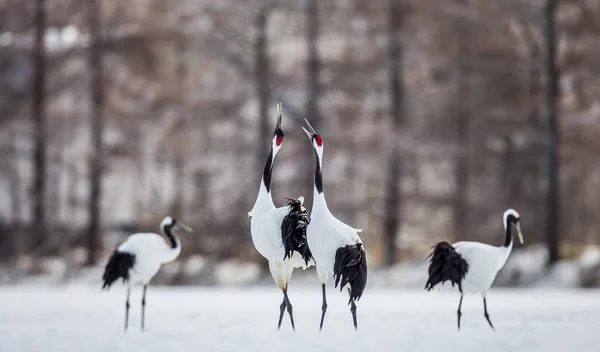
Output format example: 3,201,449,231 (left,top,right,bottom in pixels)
283,289,295,331
348,288,358,330
457,295,464,331
277,294,286,330
141,285,147,332
319,284,328,331
483,298,495,331
350,298,358,330
124,286,131,332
